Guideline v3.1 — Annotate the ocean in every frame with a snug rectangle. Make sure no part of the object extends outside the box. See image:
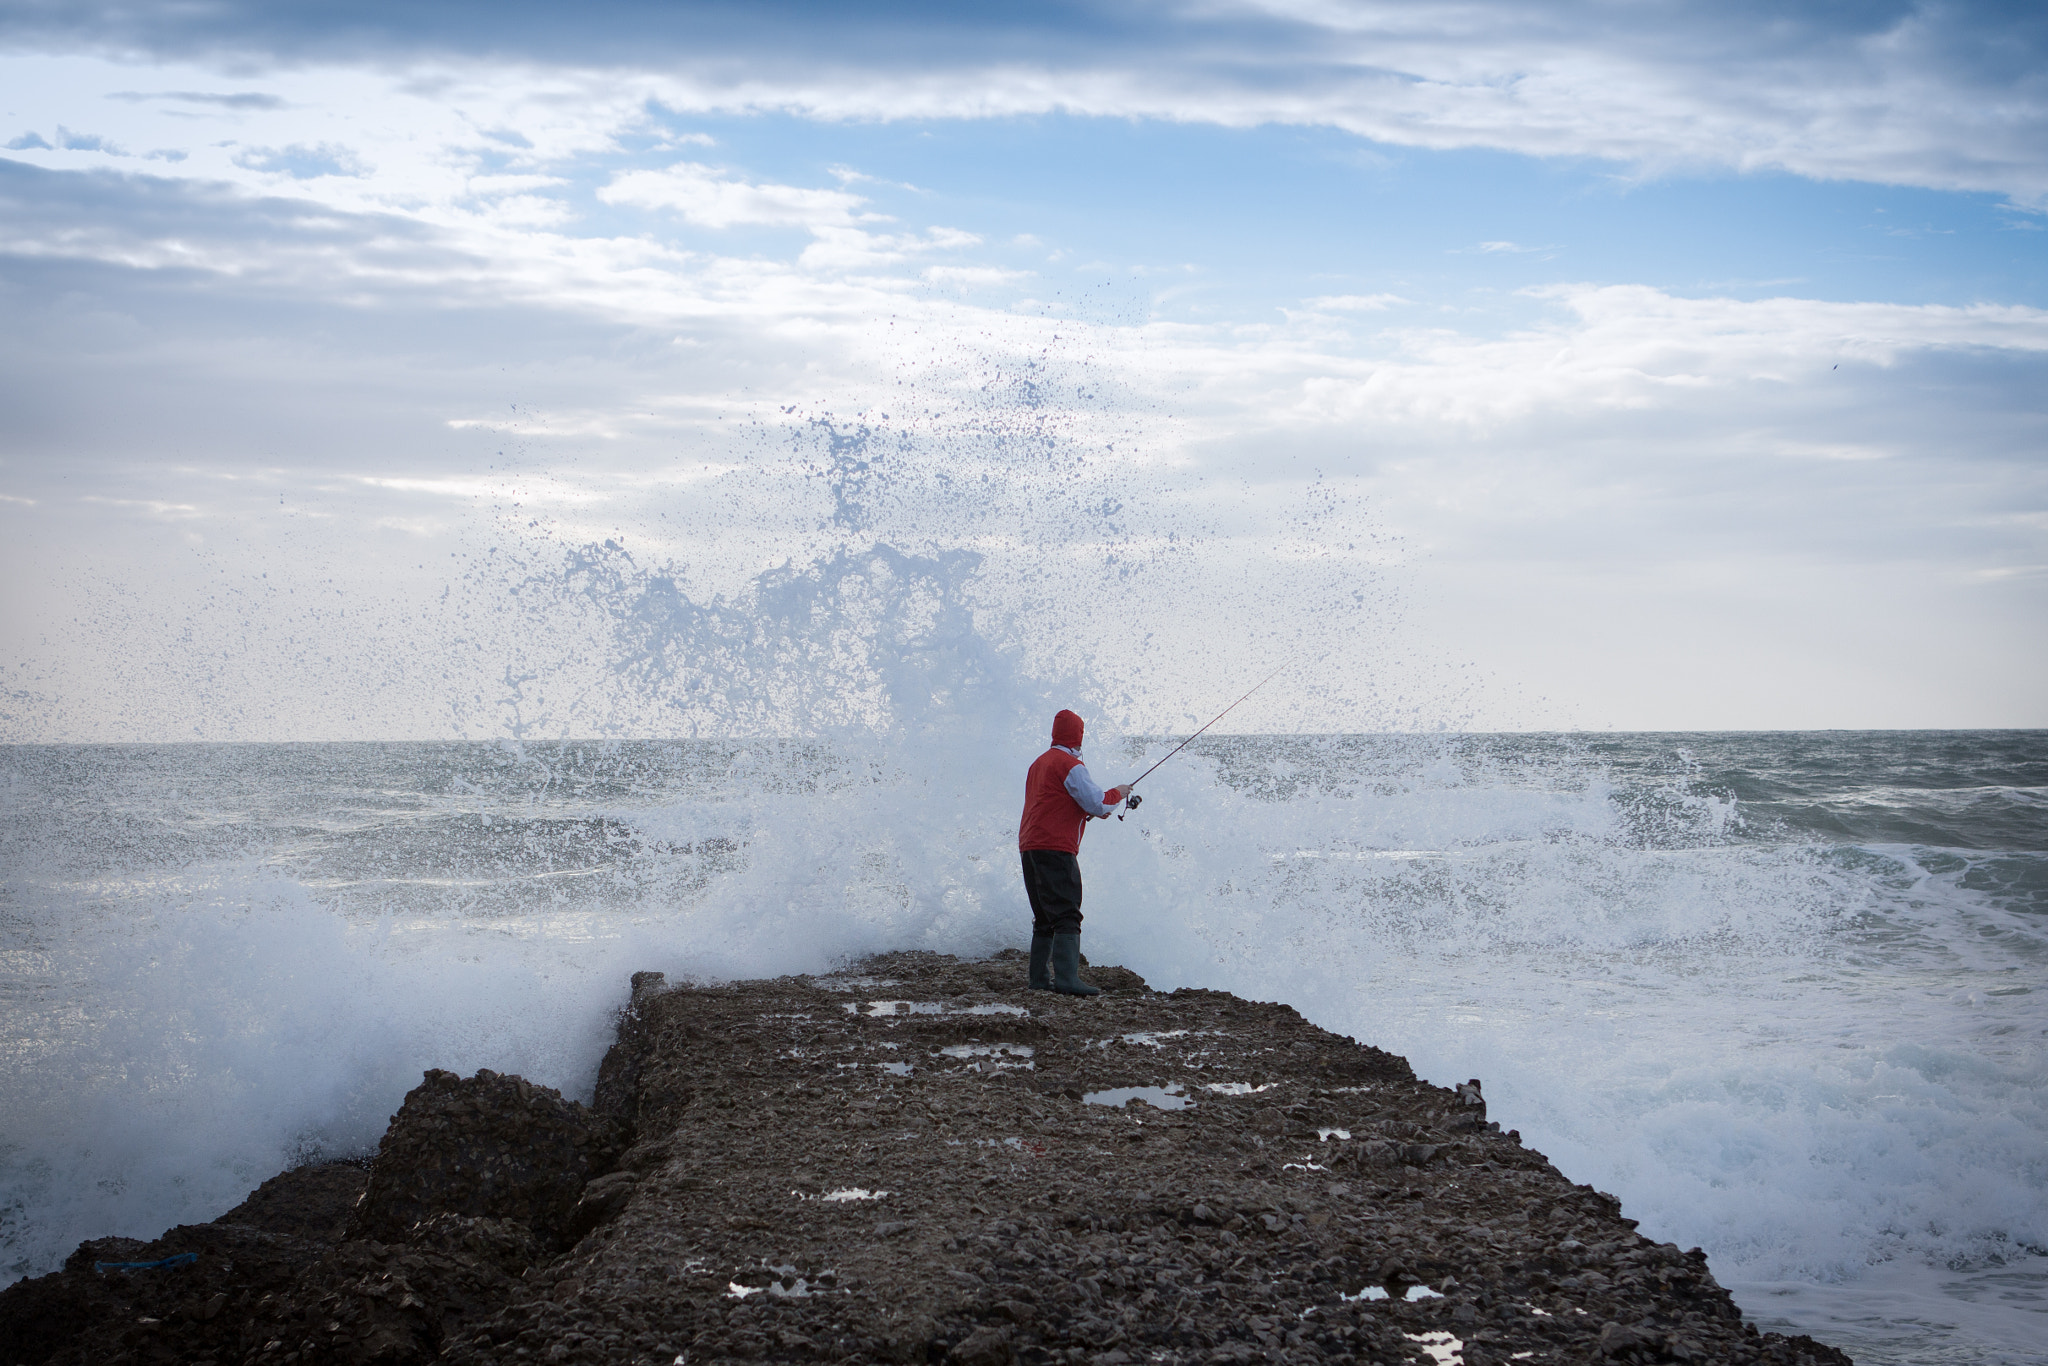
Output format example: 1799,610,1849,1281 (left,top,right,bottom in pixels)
2,727,2042,1363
